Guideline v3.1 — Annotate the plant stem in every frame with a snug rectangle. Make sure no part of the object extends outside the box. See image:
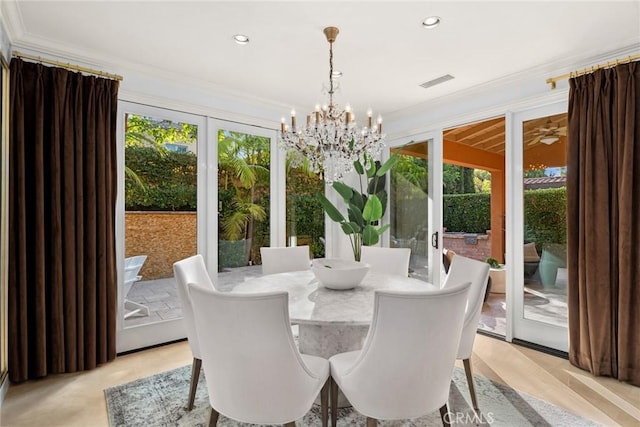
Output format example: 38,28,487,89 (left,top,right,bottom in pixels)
353,233,362,261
